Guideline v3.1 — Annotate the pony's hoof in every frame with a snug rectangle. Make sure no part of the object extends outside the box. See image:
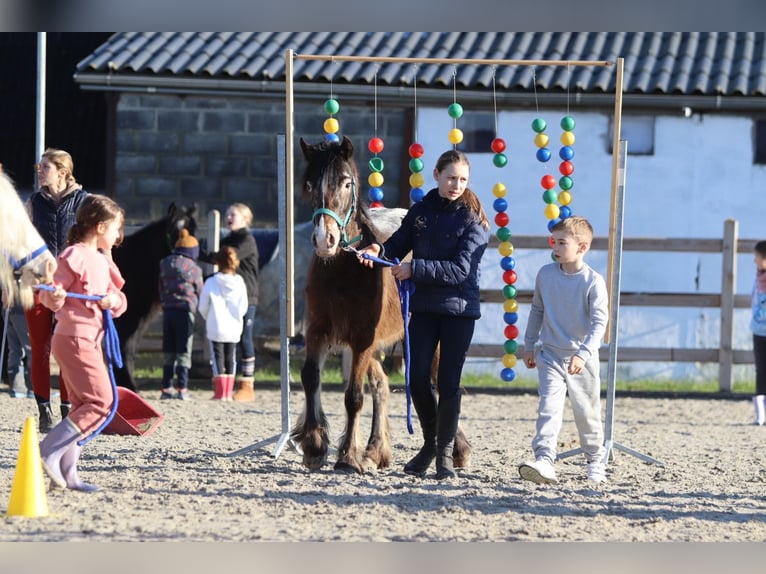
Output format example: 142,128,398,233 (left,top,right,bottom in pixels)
334,461,362,474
